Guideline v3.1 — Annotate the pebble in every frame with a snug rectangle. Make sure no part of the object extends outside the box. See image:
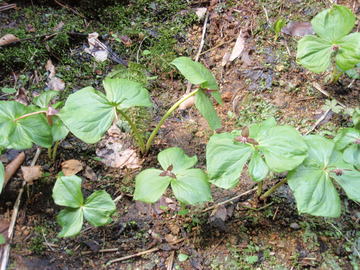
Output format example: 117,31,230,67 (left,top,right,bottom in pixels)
290,222,300,230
